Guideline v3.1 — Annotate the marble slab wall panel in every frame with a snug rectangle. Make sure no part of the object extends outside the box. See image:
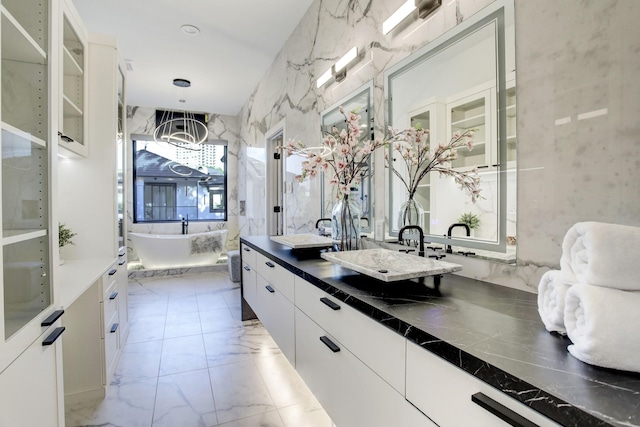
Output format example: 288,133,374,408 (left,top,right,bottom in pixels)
125,106,240,261
238,0,640,291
